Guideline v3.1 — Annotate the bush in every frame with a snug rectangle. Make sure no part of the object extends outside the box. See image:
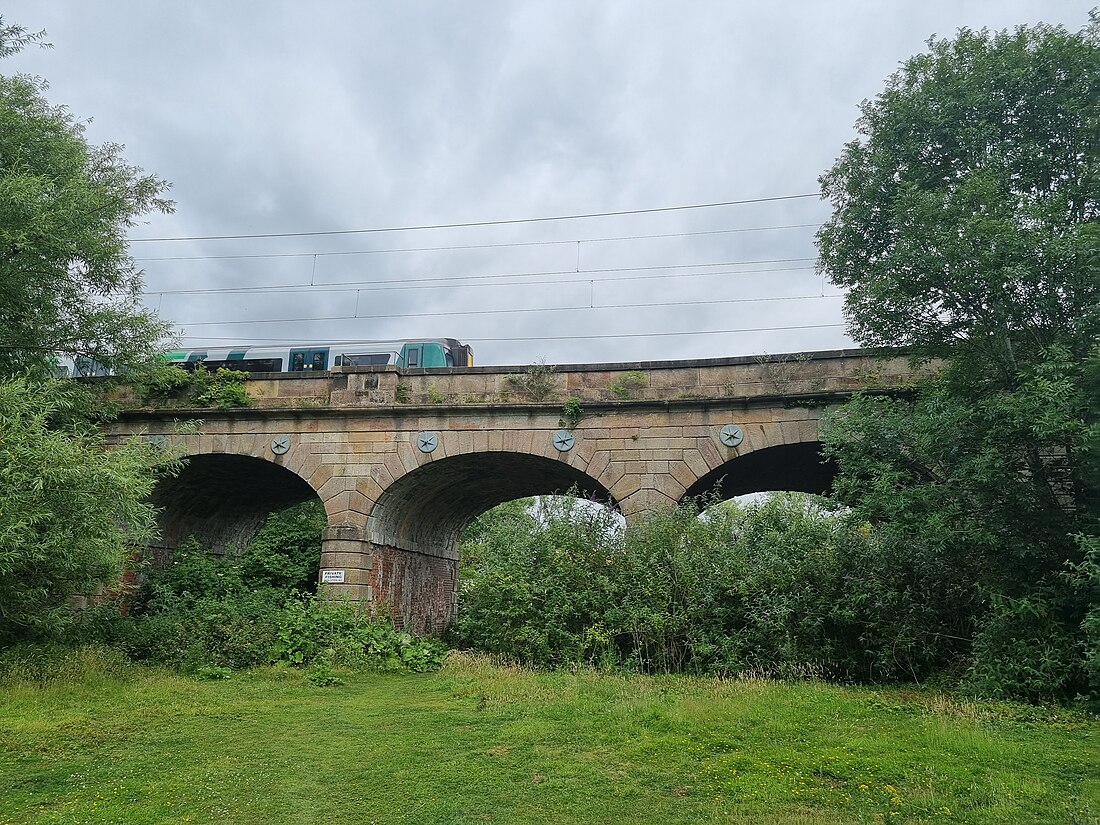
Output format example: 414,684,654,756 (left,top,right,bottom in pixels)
71,501,445,675
189,366,251,409
455,492,1037,687
968,592,1086,702
240,501,326,593
456,493,874,677
455,496,622,667
0,643,135,687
